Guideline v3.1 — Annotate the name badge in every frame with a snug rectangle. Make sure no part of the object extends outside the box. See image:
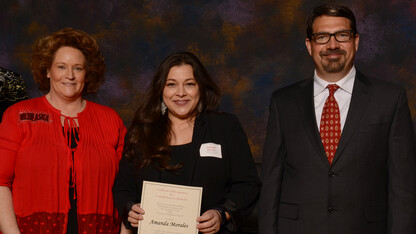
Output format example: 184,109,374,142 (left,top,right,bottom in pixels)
199,143,222,159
